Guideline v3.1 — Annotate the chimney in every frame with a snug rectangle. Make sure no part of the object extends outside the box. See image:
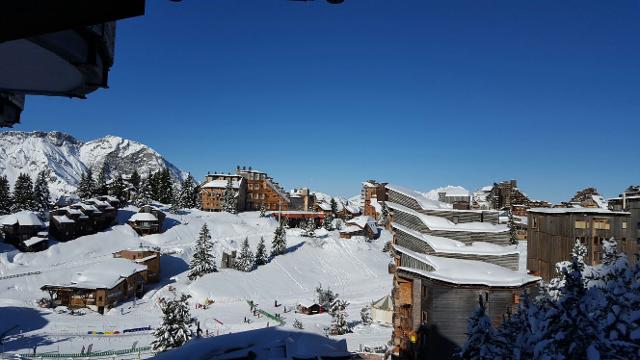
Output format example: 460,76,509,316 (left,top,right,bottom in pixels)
623,192,627,211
